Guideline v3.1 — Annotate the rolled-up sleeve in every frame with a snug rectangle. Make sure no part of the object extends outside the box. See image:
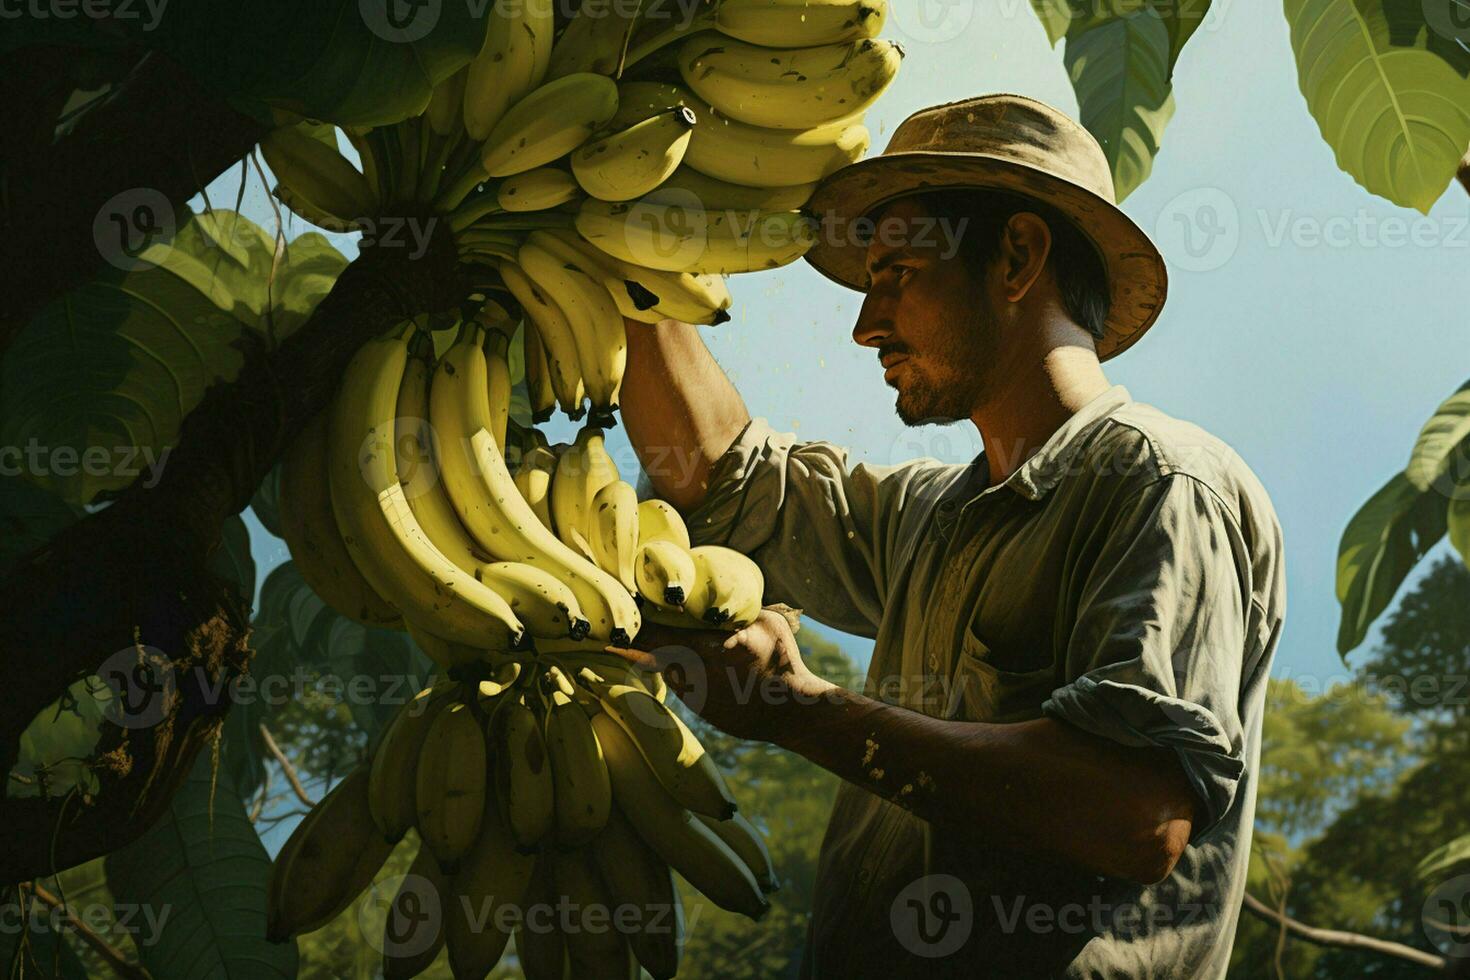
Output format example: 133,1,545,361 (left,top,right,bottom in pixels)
677,417,949,637
1043,474,1252,841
